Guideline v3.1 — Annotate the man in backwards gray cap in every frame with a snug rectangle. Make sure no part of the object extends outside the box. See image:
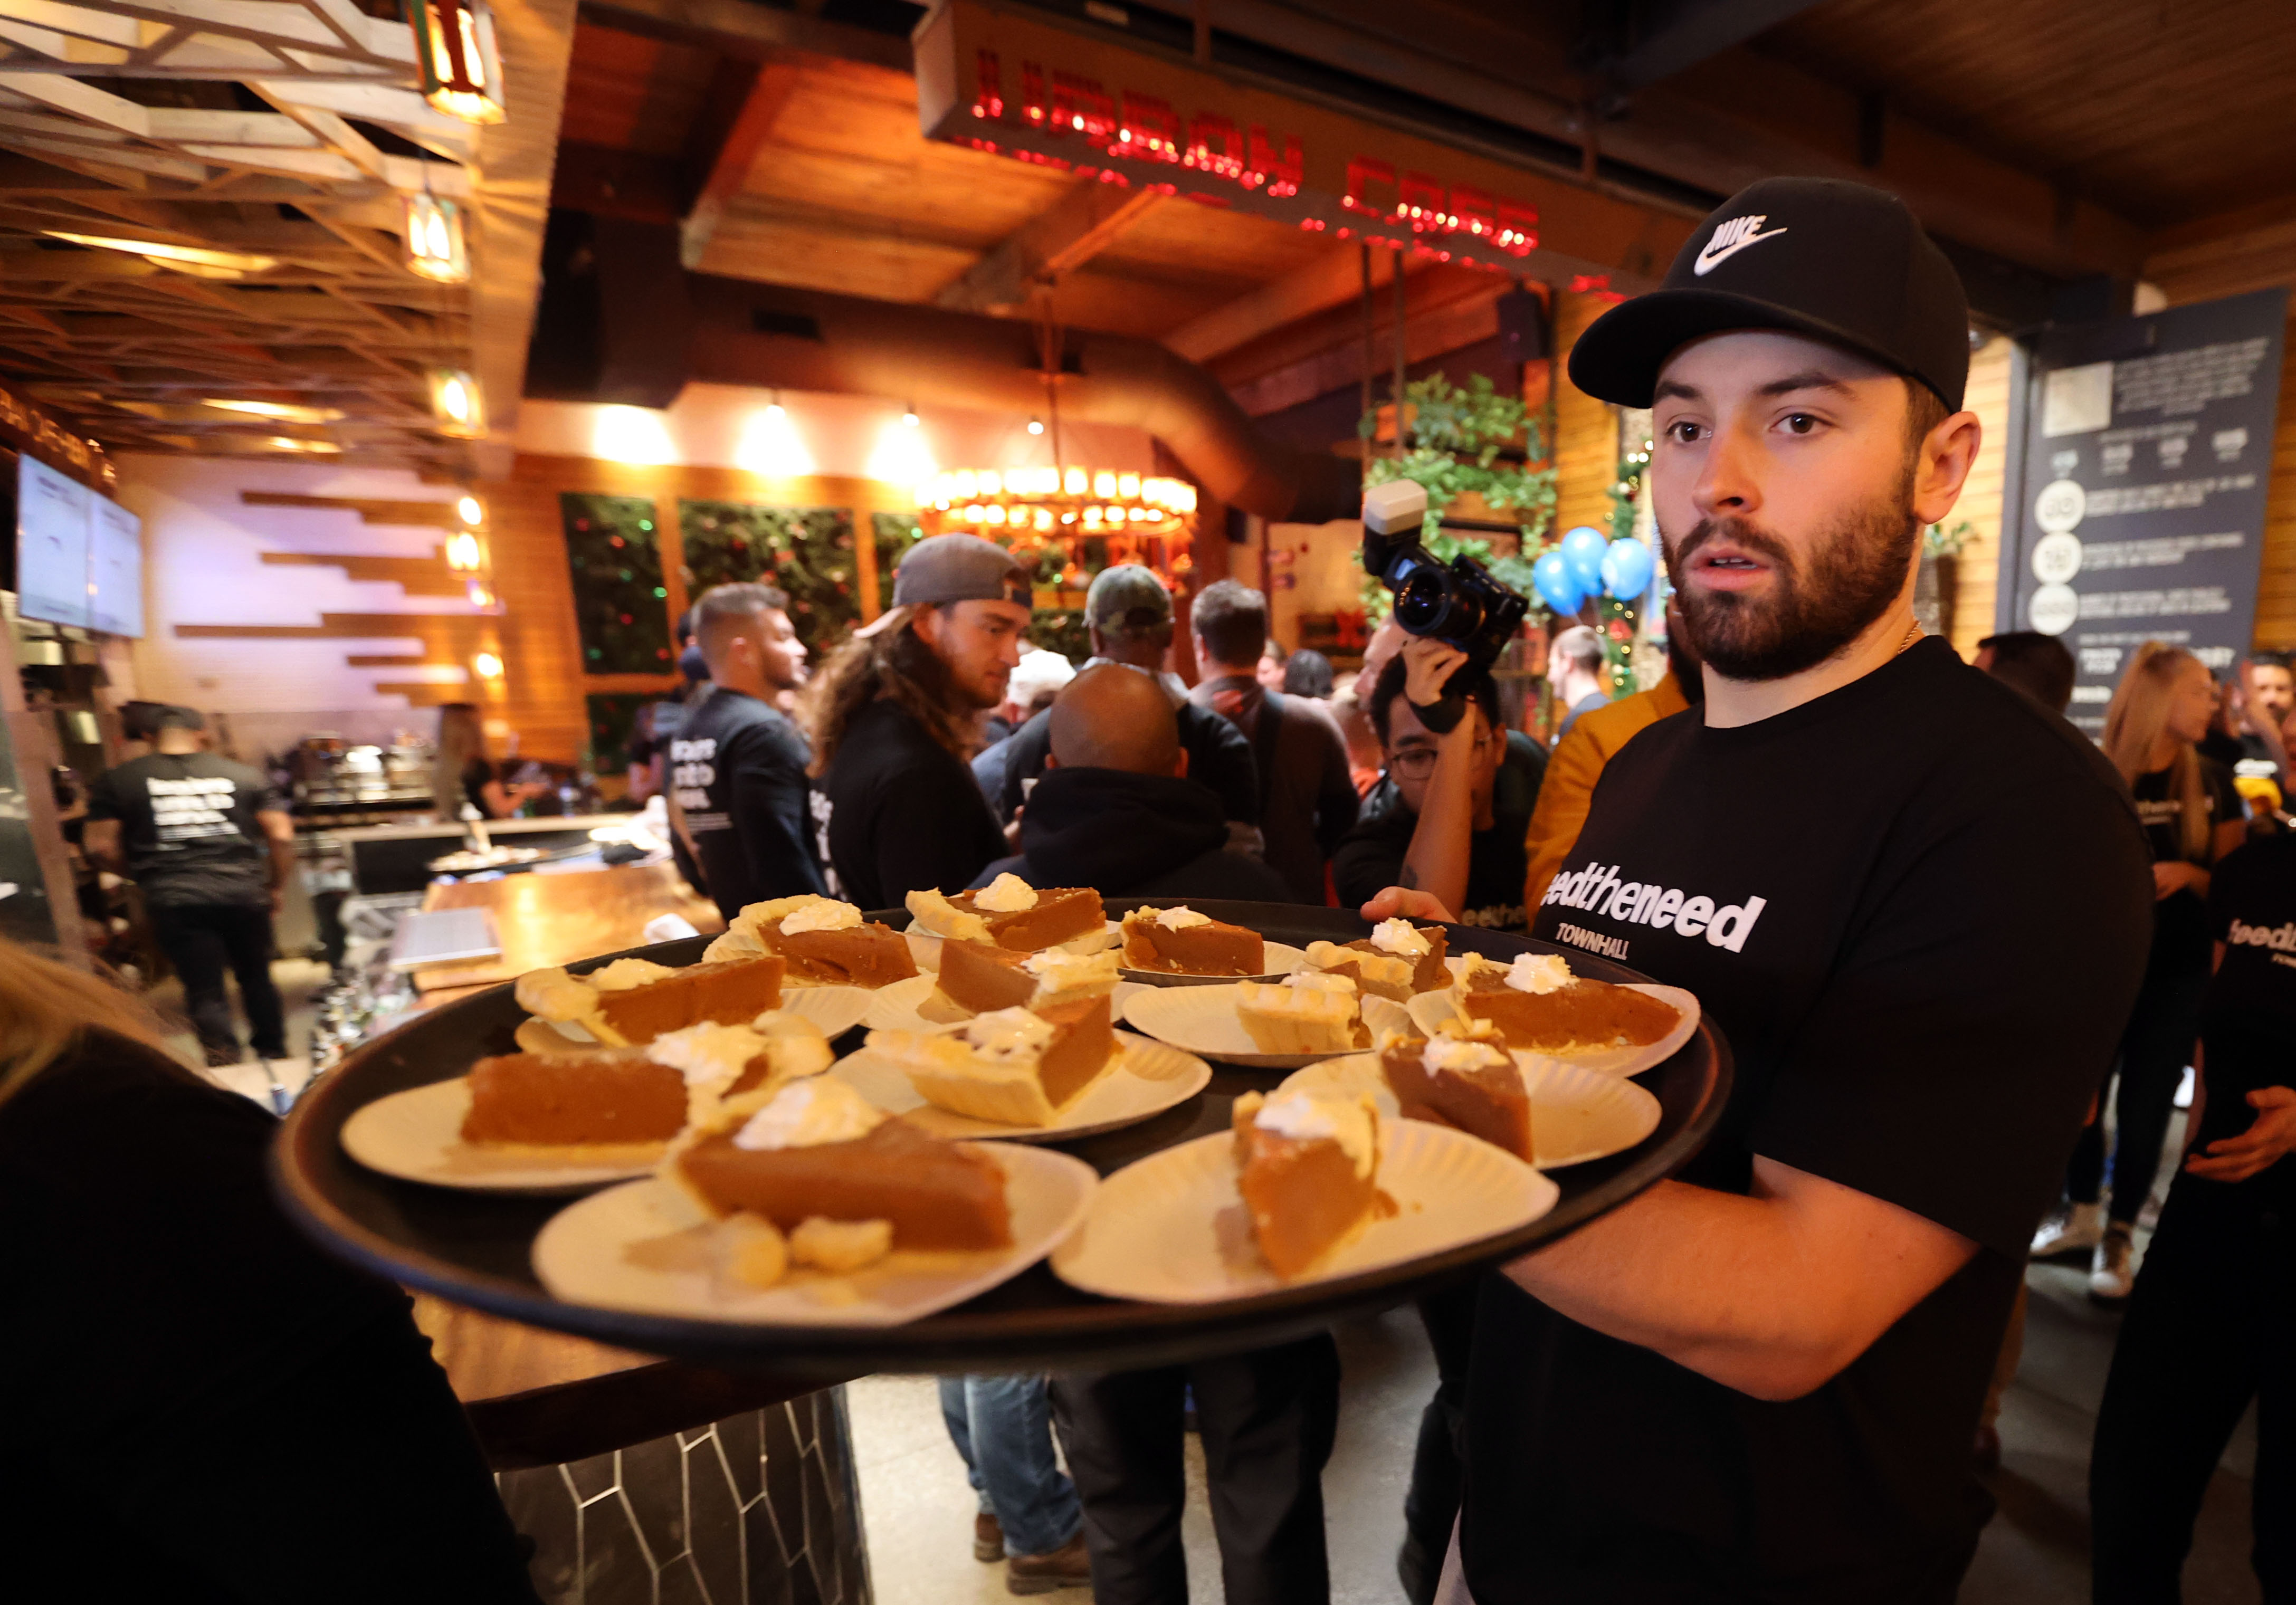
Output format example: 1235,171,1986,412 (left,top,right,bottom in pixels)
804,534,1037,910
